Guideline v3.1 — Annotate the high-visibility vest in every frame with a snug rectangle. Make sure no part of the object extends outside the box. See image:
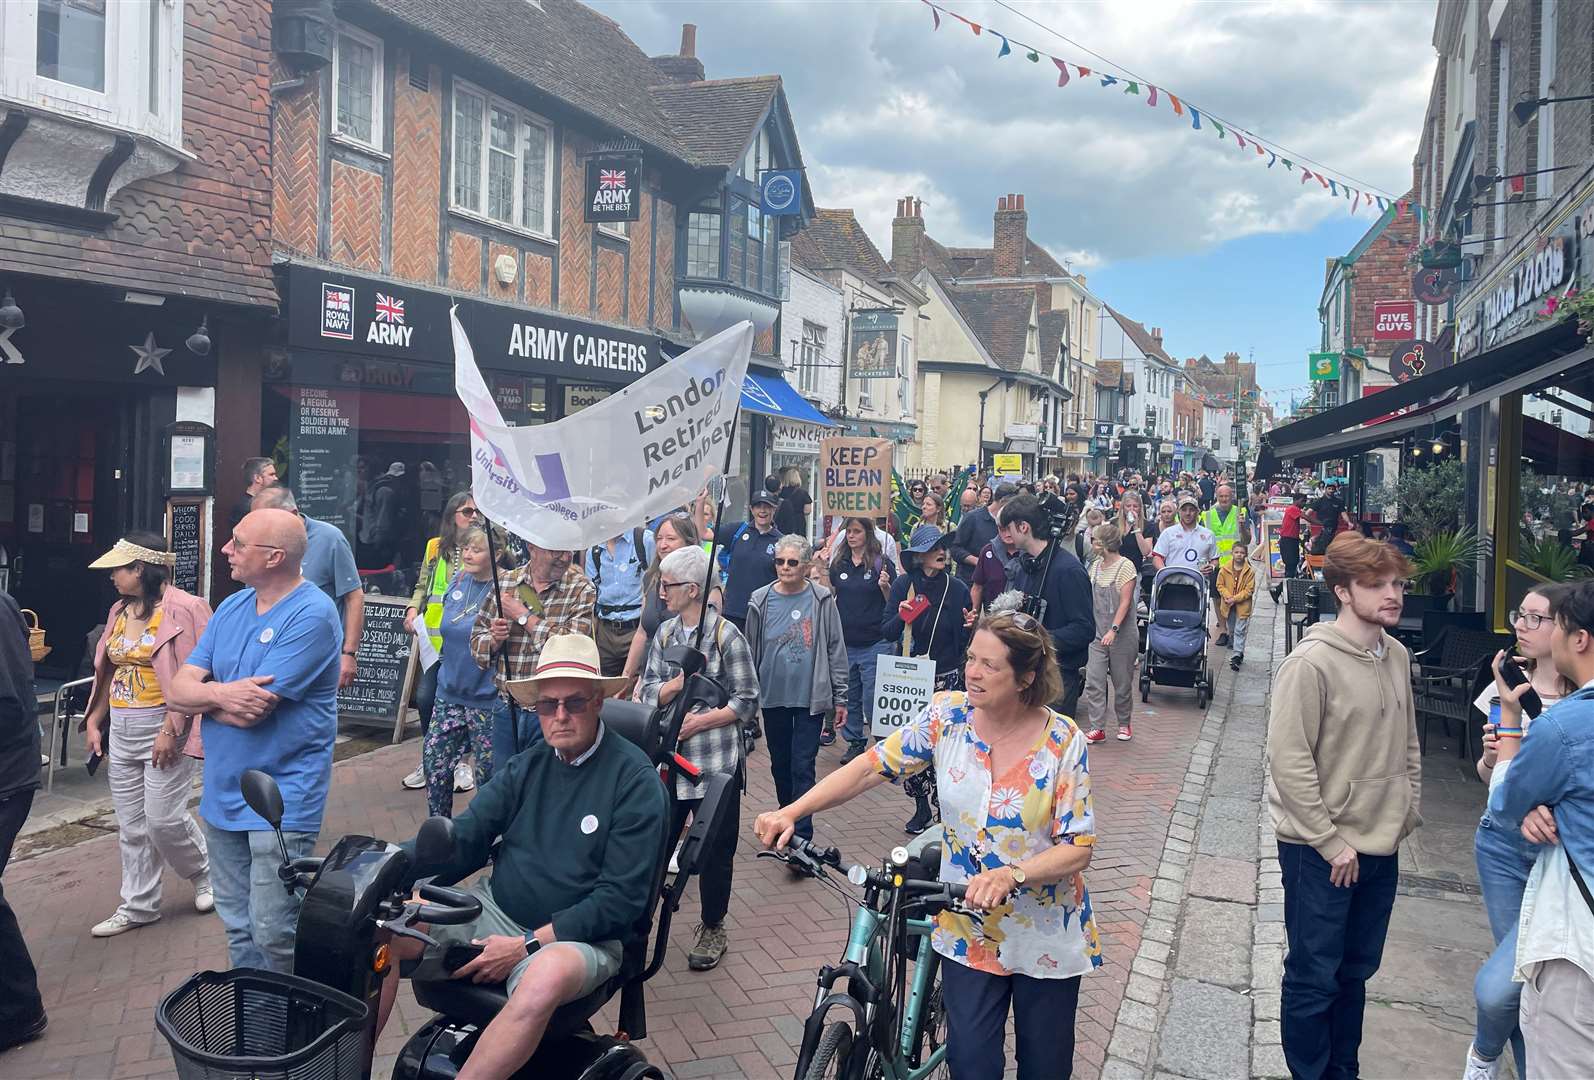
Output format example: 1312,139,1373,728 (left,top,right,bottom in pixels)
416,537,457,651
1202,505,1241,557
